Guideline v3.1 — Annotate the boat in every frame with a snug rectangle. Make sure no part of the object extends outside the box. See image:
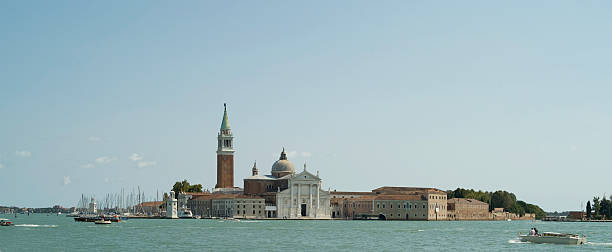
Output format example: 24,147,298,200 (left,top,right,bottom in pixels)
66,212,80,217
94,219,112,225
0,218,14,226
178,207,194,219
519,232,586,245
